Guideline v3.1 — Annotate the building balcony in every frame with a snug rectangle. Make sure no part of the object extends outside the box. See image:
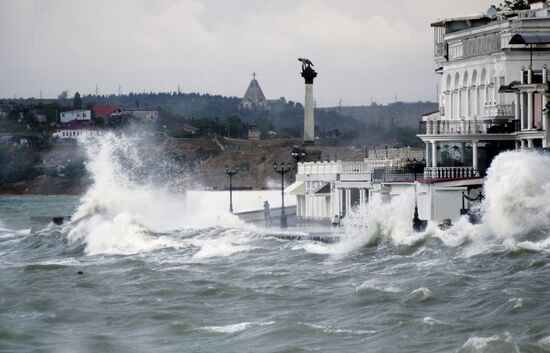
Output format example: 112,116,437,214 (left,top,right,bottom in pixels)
434,42,448,63
419,119,519,136
424,166,479,179
484,104,514,119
